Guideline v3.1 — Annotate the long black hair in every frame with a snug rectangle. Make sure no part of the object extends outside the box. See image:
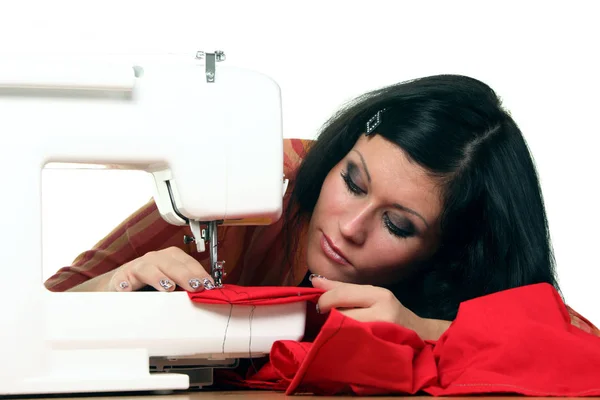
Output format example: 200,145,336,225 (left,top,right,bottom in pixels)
284,74,559,321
